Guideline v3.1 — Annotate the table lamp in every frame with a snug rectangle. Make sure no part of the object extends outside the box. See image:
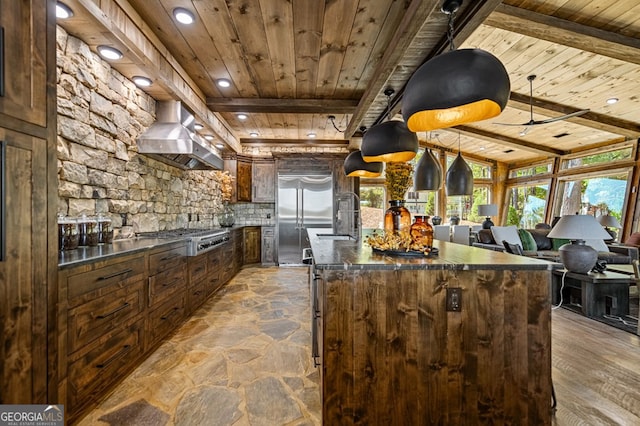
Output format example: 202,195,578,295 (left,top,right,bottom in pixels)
477,204,498,229
597,214,621,242
547,215,612,273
